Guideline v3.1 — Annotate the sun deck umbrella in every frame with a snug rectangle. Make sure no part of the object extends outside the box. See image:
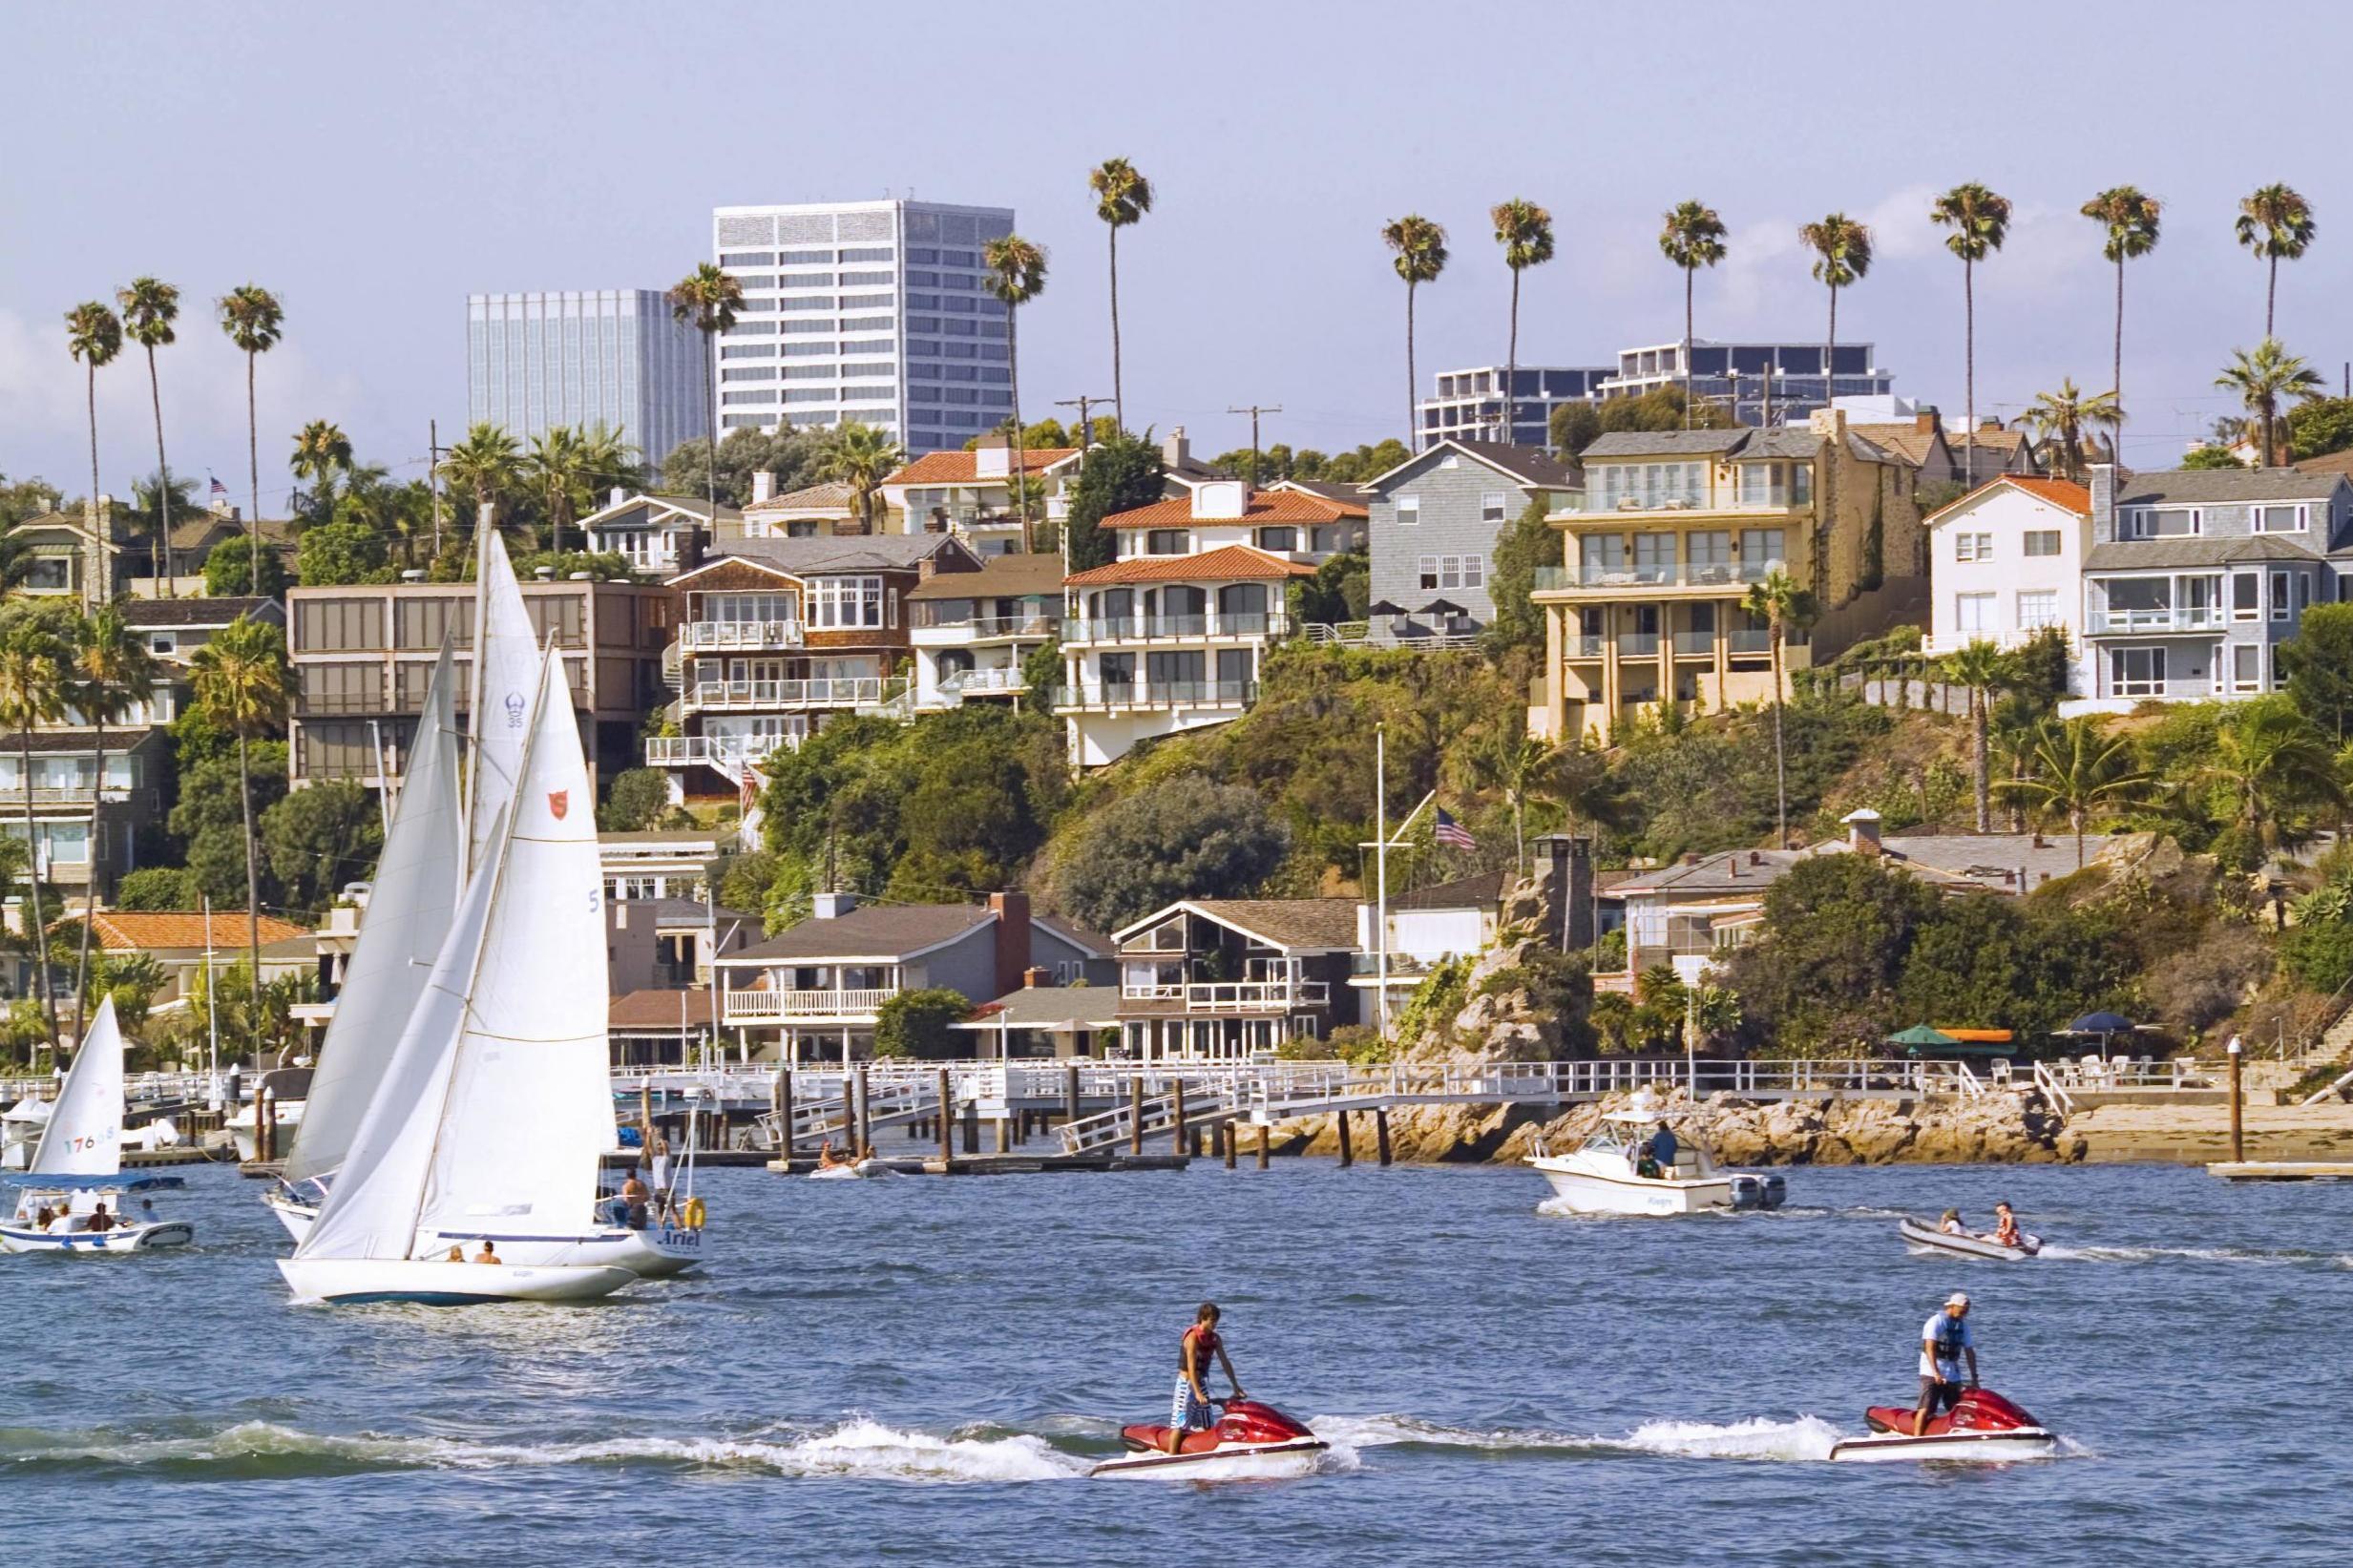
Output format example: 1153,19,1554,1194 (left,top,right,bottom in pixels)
1367,599,1406,617
1421,598,1466,616
2062,1011,2137,1059
1885,1024,1961,1051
